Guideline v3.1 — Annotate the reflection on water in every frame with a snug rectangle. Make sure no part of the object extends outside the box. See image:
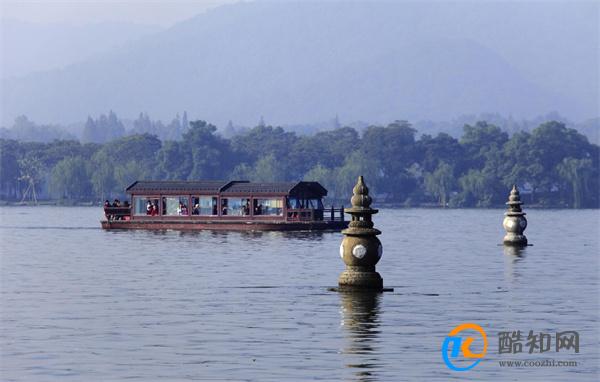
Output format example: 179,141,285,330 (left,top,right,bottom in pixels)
503,245,526,259
340,291,382,382
151,229,326,241
503,245,526,284
279,230,326,241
